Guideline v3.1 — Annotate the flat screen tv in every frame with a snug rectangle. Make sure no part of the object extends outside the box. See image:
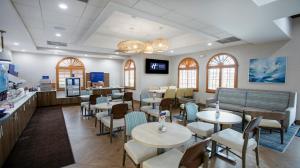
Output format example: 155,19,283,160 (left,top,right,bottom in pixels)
0,64,8,93
145,59,169,74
